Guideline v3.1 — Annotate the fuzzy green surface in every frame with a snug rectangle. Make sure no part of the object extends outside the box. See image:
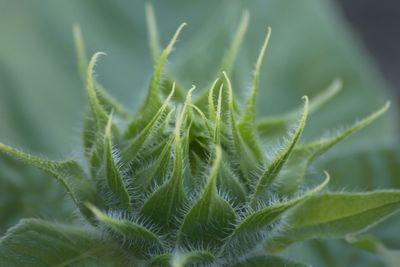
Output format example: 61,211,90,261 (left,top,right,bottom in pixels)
0,2,400,267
